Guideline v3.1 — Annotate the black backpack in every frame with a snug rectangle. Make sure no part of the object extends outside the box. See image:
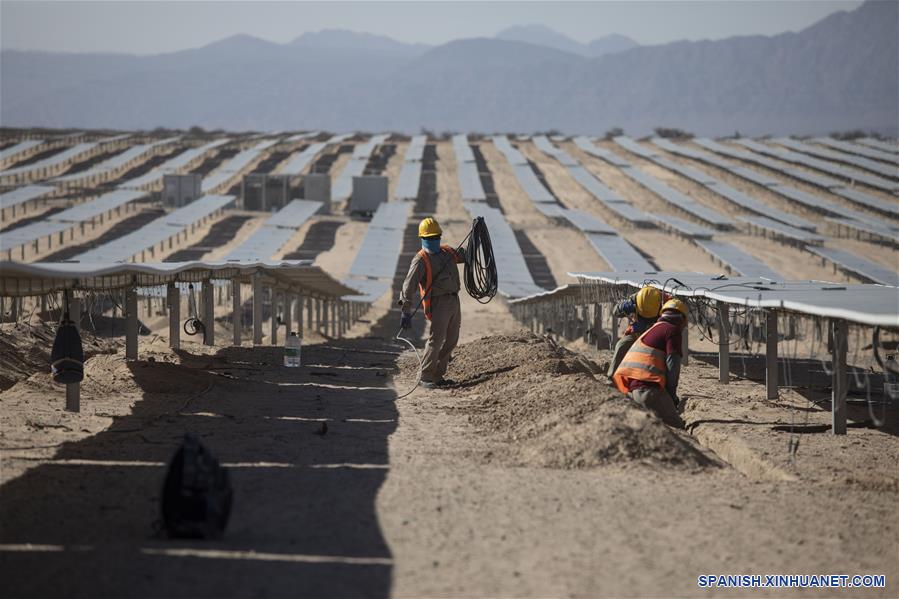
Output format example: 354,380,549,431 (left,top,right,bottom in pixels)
50,315,84,384
161,433,233,539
